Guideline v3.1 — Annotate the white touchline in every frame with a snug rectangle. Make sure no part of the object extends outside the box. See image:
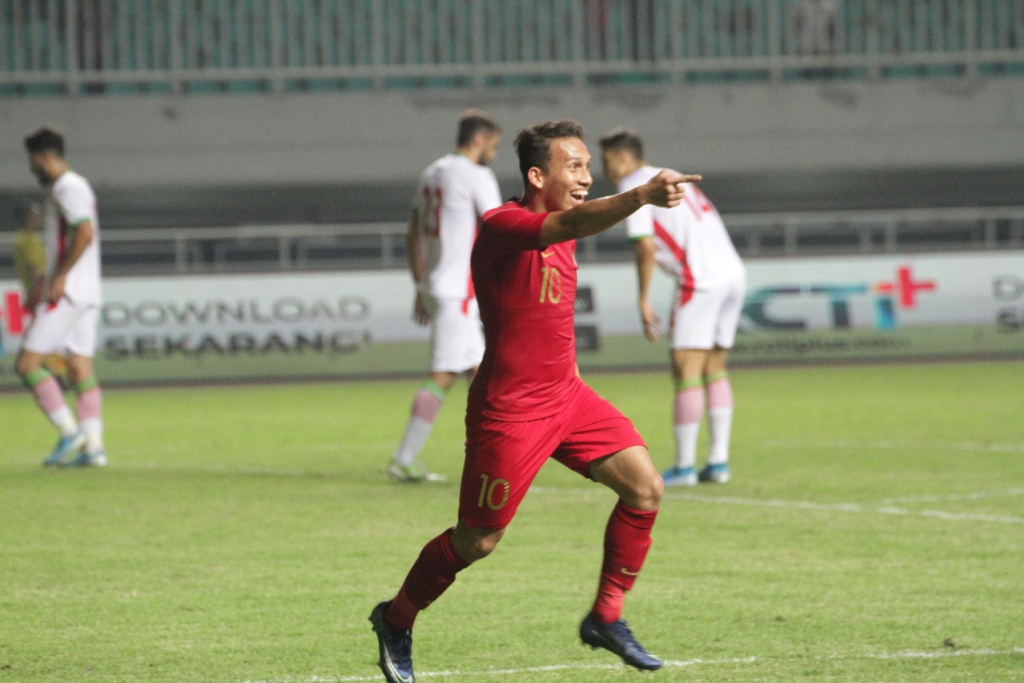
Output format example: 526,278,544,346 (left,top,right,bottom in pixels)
239,647,1024,683
872,488,1024,505
529,486,1024,525
761,438,1024,454
663,492,1024,525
